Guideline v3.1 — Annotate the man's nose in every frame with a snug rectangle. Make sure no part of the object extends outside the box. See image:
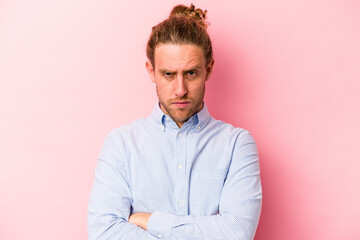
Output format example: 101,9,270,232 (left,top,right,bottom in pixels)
174,75,187,98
